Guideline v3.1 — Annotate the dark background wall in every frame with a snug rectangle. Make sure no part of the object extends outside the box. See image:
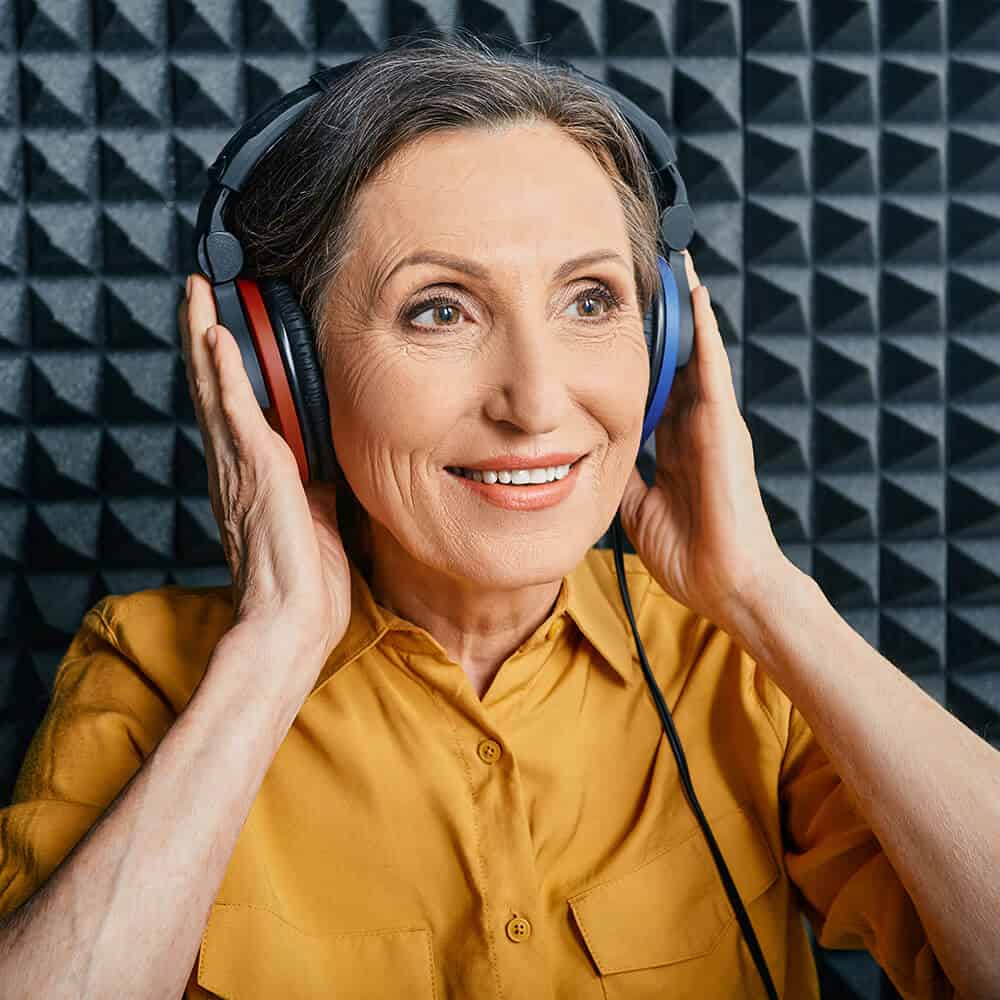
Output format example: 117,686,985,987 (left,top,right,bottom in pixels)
2,1,998,997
